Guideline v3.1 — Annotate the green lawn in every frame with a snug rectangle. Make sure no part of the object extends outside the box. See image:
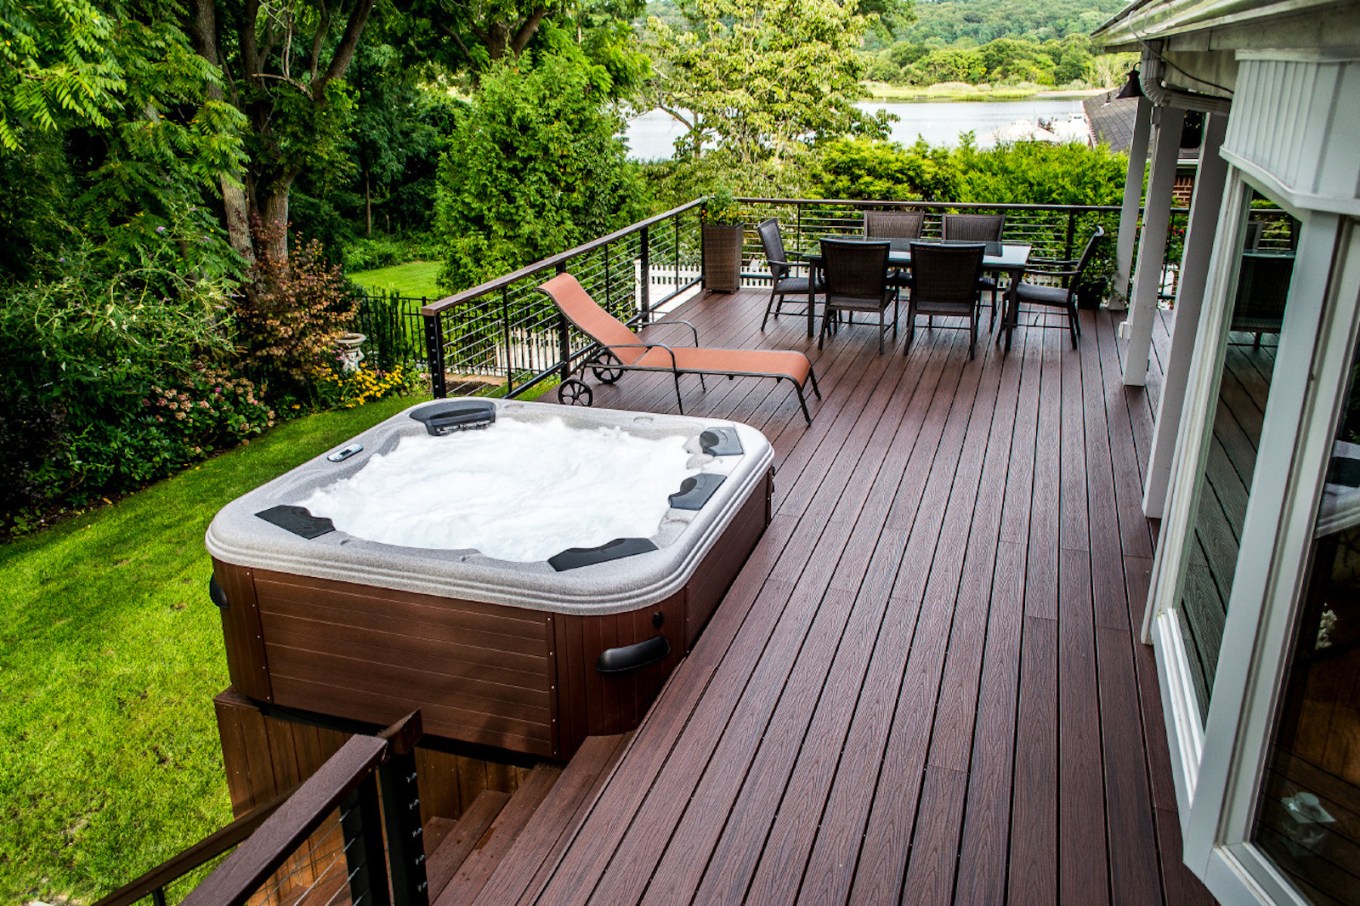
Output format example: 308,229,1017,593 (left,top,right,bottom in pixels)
0,392,427,904
348,260,443,298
